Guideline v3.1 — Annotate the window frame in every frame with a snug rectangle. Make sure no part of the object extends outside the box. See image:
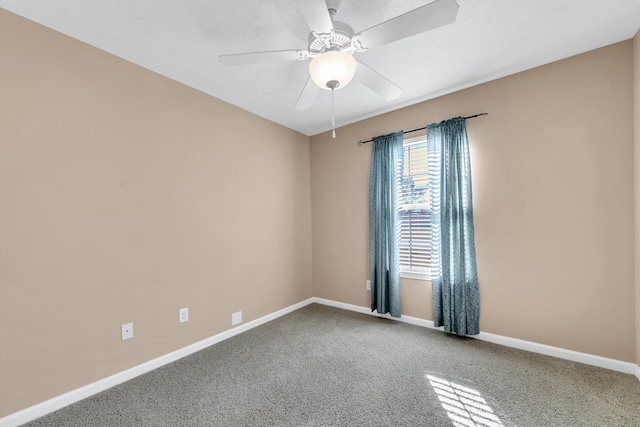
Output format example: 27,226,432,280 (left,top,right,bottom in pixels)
398,135,431,281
